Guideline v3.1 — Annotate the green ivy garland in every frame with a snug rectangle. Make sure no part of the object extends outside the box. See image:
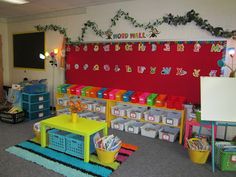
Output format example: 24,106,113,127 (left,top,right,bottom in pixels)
35,9,236,45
